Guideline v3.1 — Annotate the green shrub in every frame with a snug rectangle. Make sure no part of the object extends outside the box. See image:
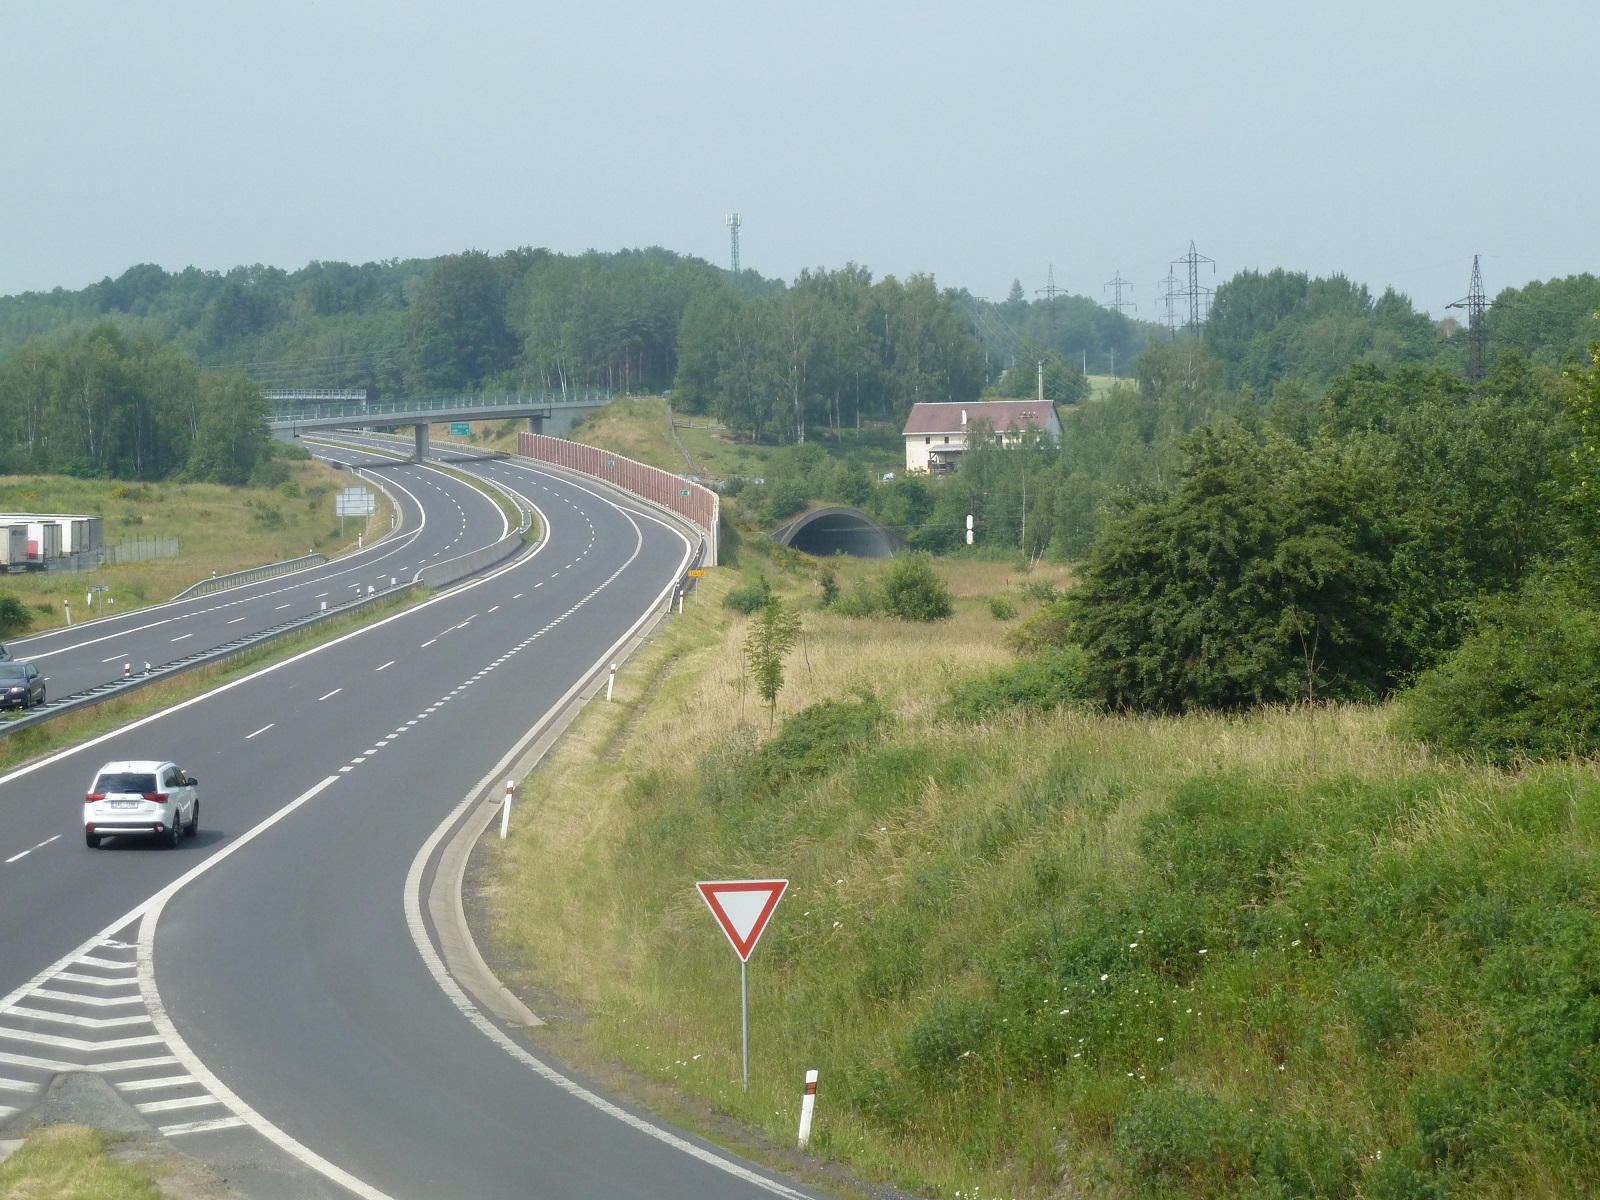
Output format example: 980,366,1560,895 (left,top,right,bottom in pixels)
753,694,887,791
1114,1087,1249,1192
830,580,883,617
1021,579,1059,604
0,593,34,638
881,553,952,621
1343,964,1414,1053
818,566,840,608
987,594,1018,620
945,647,1092,722
1006,597,1072,654
723,574,774,614
1402,584,1600,762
